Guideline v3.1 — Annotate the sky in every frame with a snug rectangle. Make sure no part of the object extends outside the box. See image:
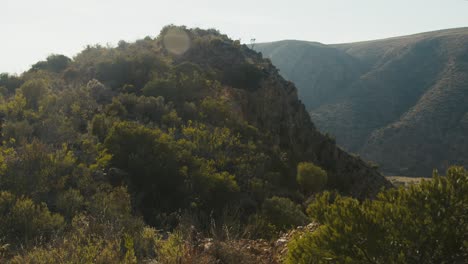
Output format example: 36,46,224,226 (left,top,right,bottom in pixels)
2,0,468,74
